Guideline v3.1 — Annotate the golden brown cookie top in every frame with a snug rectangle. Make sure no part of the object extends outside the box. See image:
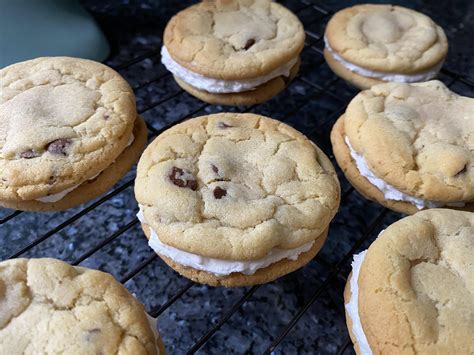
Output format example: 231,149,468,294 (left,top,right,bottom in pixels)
0,57,137,201
0,258,157,354
163,0,305,80
325,4,448,73
344,81,474,202
358,209,474,354
135,113,340,260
